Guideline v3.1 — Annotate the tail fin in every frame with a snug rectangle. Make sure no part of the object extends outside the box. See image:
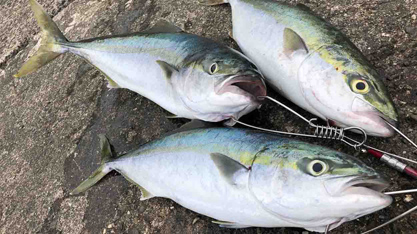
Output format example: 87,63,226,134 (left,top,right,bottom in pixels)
70,135,115,195
14,0,68,78
198,0,229,6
